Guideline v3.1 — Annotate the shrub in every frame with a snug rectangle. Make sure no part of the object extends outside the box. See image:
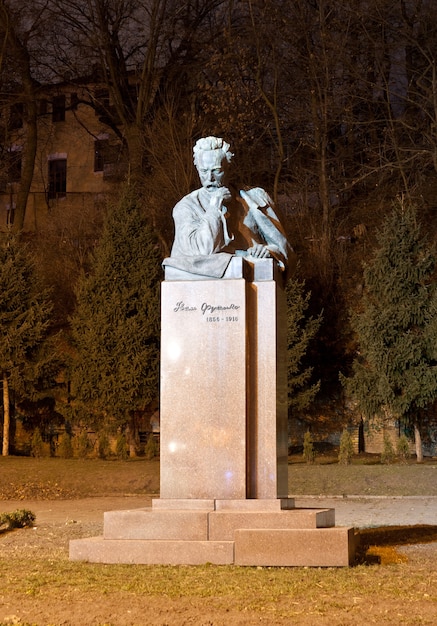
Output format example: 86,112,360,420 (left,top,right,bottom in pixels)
97,432,111,459
58,433,73,459
381,432,396,464
338,429,354,465
0,509,35,530
397,434,410,463
303,431,316,464
115,433,128,460
144,435,159,460
76,431,91,459
30,428,44,458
